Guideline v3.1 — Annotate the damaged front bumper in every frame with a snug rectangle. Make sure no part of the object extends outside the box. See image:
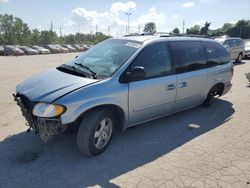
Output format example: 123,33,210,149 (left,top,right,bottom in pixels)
13,93,67,141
